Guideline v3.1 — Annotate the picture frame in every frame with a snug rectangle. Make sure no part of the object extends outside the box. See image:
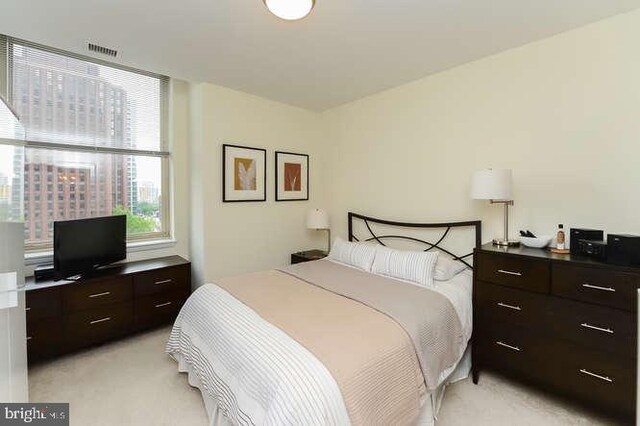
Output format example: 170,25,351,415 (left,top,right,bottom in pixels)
222,144,267,202
275,151,309,201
